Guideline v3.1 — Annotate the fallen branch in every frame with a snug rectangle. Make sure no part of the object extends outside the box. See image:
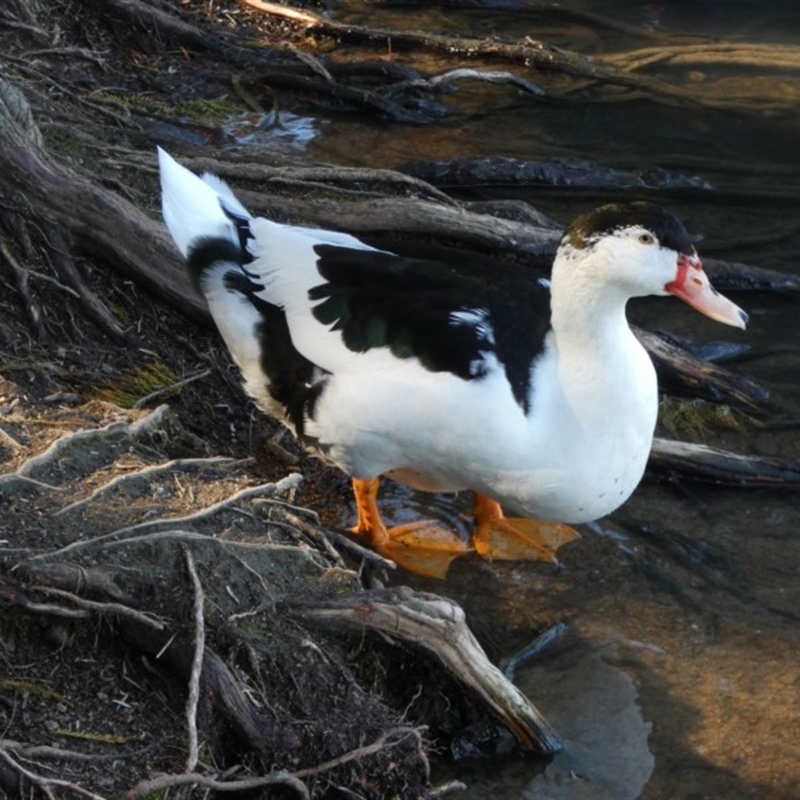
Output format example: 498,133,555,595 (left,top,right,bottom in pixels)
294,587,562,753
